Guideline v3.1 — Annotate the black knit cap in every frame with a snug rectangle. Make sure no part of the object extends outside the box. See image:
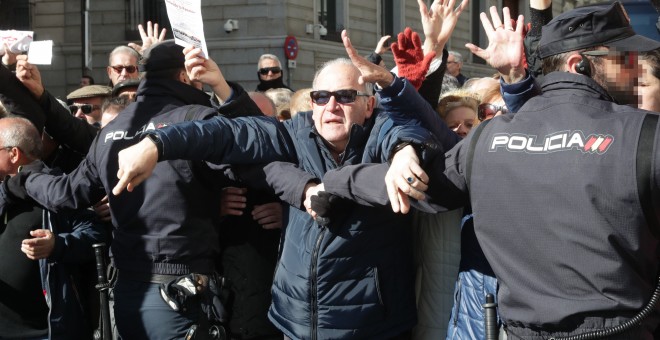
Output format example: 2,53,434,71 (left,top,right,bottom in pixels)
539,1,660,58
139,39,185,73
